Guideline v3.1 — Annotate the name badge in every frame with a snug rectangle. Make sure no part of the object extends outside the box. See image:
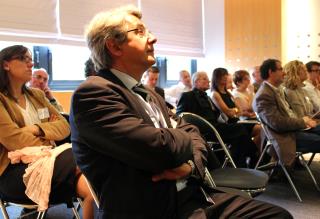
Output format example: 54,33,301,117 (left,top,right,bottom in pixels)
38,108,50,120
